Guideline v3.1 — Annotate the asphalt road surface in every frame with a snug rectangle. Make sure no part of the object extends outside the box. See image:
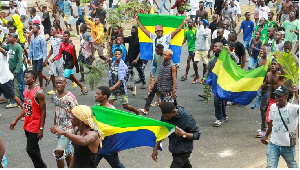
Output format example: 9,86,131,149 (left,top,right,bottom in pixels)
0,0,298,168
